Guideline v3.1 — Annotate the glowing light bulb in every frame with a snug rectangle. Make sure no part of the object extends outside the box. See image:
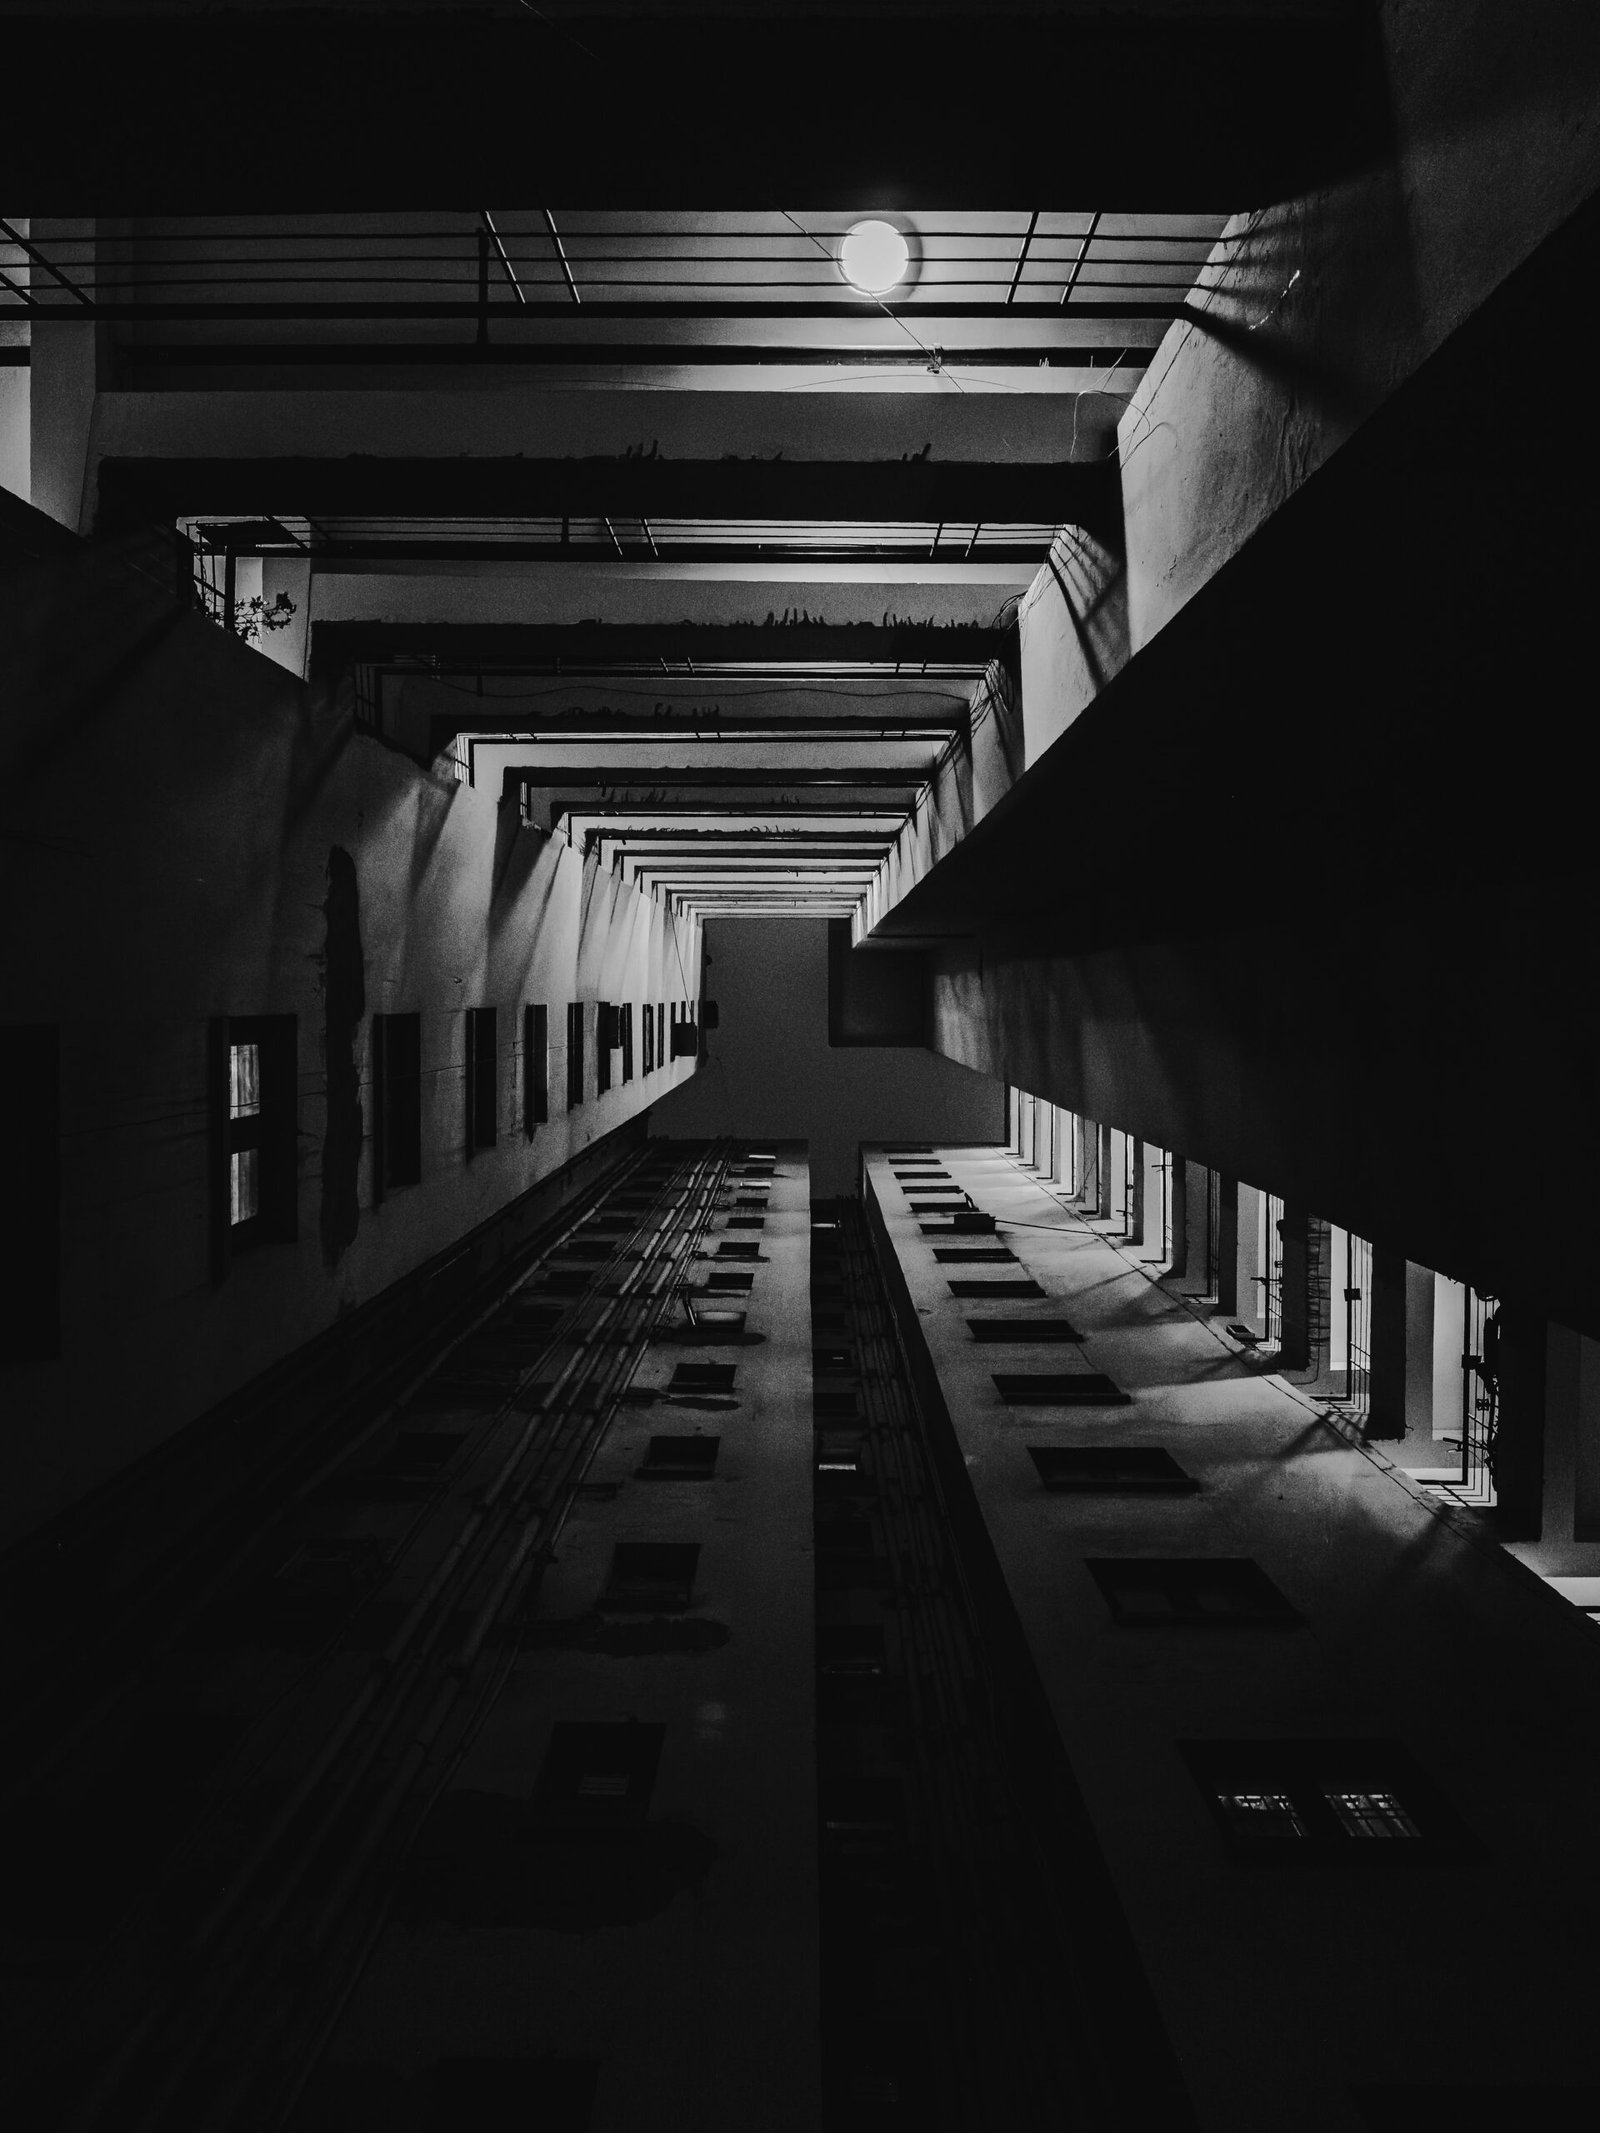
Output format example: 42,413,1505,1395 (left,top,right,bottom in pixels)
839,219,910,296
